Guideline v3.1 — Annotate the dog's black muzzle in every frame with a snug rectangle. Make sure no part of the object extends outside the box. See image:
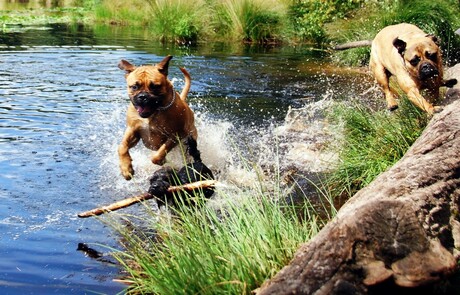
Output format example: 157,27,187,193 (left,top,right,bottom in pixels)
132,92,163,118
419,62,439,80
